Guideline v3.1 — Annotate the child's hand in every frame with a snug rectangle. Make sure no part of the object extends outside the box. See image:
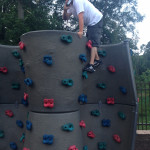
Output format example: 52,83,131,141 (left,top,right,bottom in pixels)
77,32,83,38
